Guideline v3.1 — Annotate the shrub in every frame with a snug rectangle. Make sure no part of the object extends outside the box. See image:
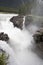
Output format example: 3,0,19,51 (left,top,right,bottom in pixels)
0,51,9,65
